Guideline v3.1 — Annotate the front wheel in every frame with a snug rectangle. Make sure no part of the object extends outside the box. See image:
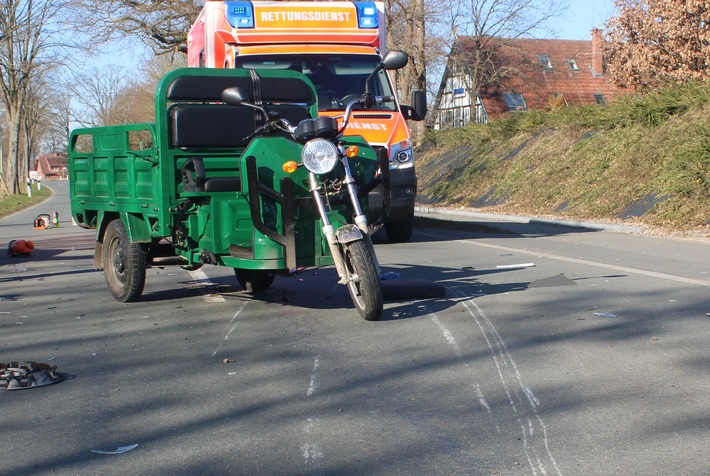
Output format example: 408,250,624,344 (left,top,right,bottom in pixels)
235,269,276,293
343,240,383,321
102,219,146,302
